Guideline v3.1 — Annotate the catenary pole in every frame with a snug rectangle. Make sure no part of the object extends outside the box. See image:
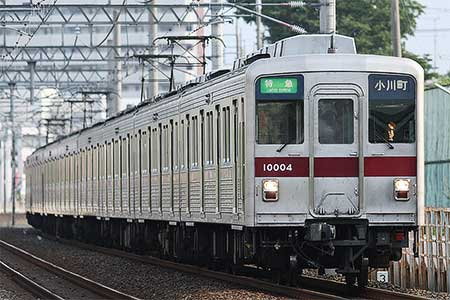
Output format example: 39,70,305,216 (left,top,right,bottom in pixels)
113,9,122,112
391,0,401,57
0,139,3,214
256,0,263,48
211,0,224,70
2,130,6,215
320,0,336,33
149,0,158,98
9,82,16,226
